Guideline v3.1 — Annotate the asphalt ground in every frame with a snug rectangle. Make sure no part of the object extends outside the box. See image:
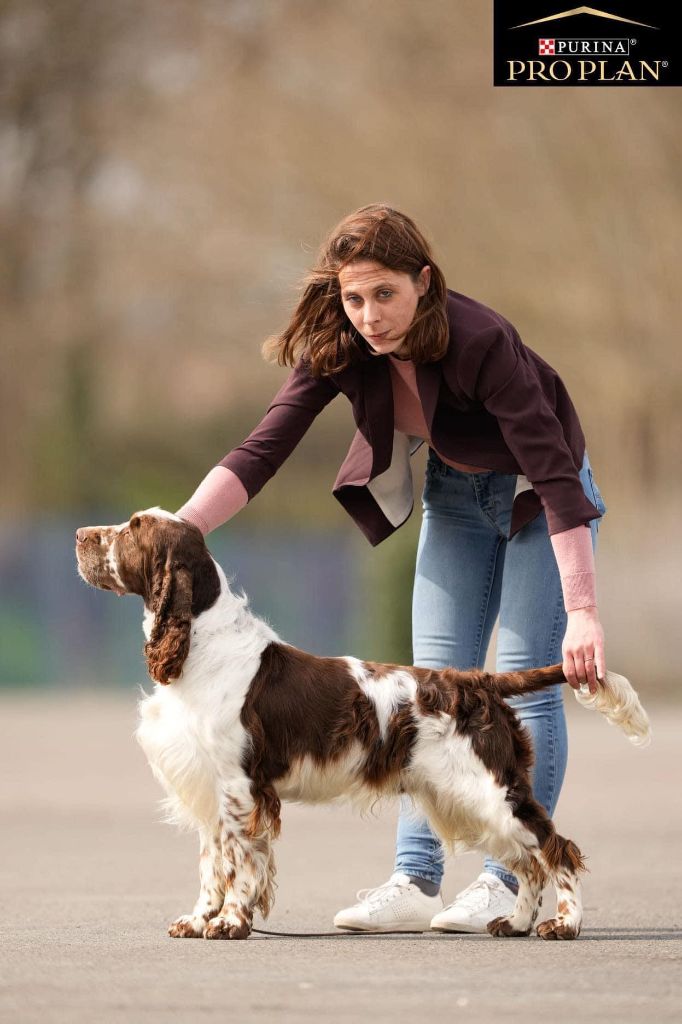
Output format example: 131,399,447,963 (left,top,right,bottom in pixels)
1,690,681,1023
